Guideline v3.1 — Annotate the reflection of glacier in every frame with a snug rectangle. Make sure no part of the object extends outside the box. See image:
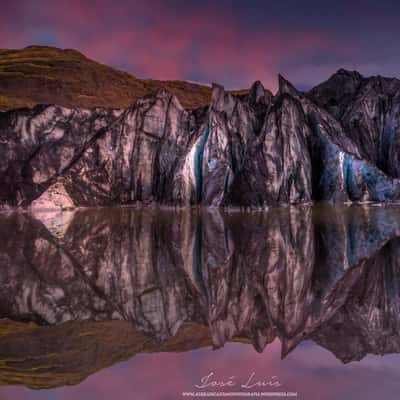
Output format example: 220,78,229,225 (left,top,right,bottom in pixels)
1,205,400,363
